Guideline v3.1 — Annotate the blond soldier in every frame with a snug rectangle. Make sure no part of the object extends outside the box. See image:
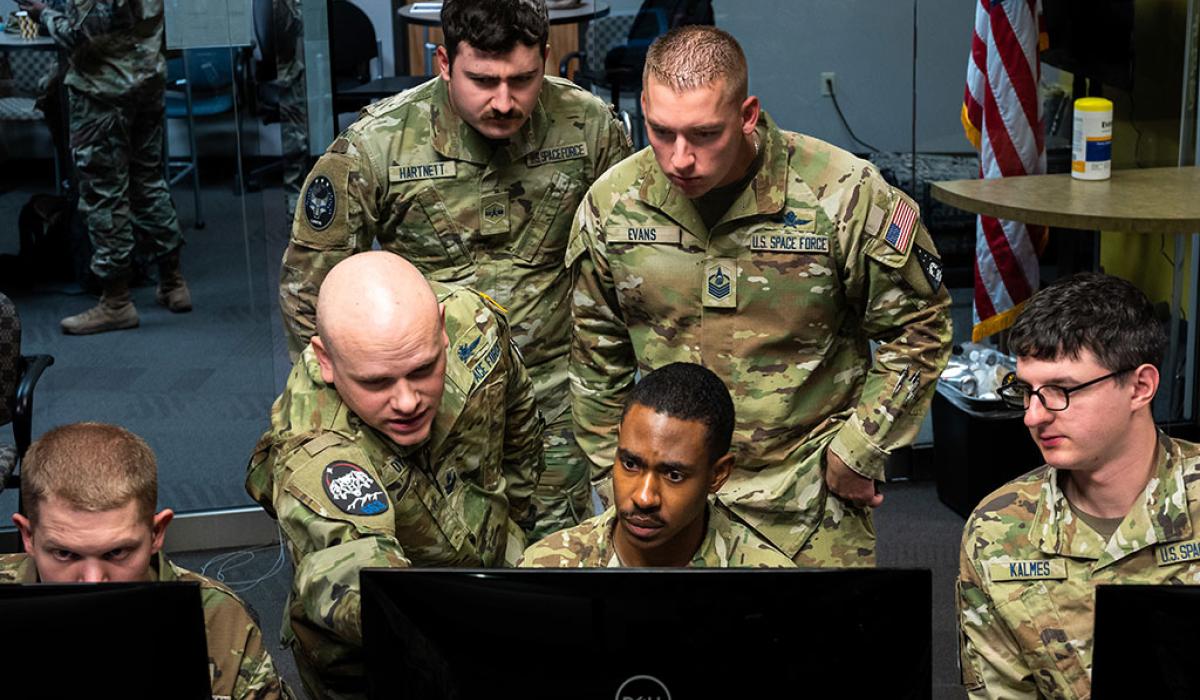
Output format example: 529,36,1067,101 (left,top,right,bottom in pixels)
521,362,793,568
1,423,290,700
568,26,952,567
279,0,632,540
248,252,543,700
958,273,1200,698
